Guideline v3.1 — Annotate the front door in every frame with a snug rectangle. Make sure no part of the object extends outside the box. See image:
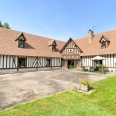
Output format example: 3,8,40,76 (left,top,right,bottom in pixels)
94,60,102,71
68,60,74,69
